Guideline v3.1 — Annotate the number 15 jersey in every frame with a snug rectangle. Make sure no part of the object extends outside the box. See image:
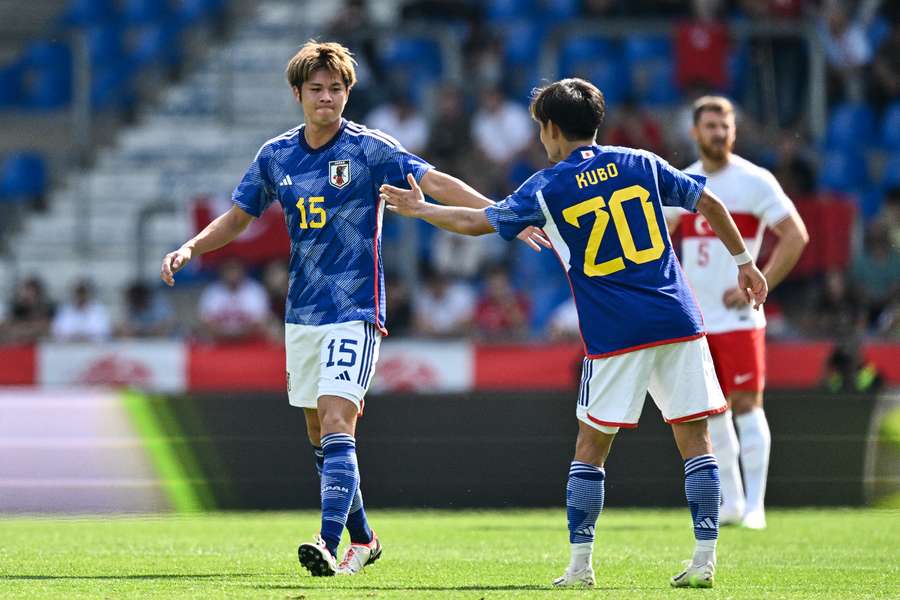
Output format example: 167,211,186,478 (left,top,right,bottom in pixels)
485,145,707,358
